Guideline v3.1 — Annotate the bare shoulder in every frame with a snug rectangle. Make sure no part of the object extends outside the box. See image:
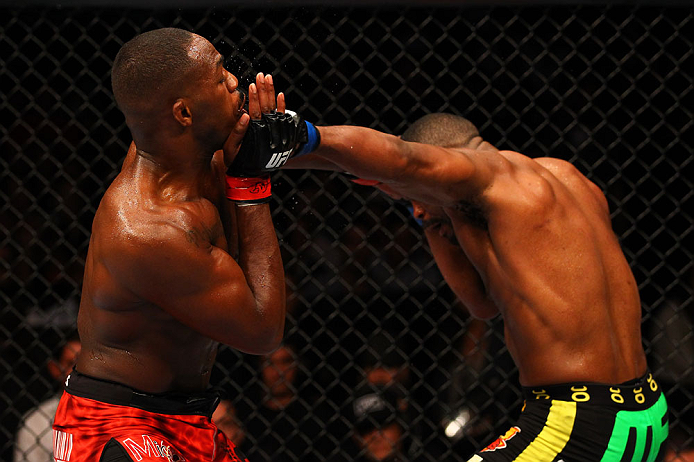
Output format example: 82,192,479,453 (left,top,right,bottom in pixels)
534,156,583,177
534,157,609,213
494,153,601,199
94,191,230,307
484,151,556,200
97,188,216,269
480,153,595,219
